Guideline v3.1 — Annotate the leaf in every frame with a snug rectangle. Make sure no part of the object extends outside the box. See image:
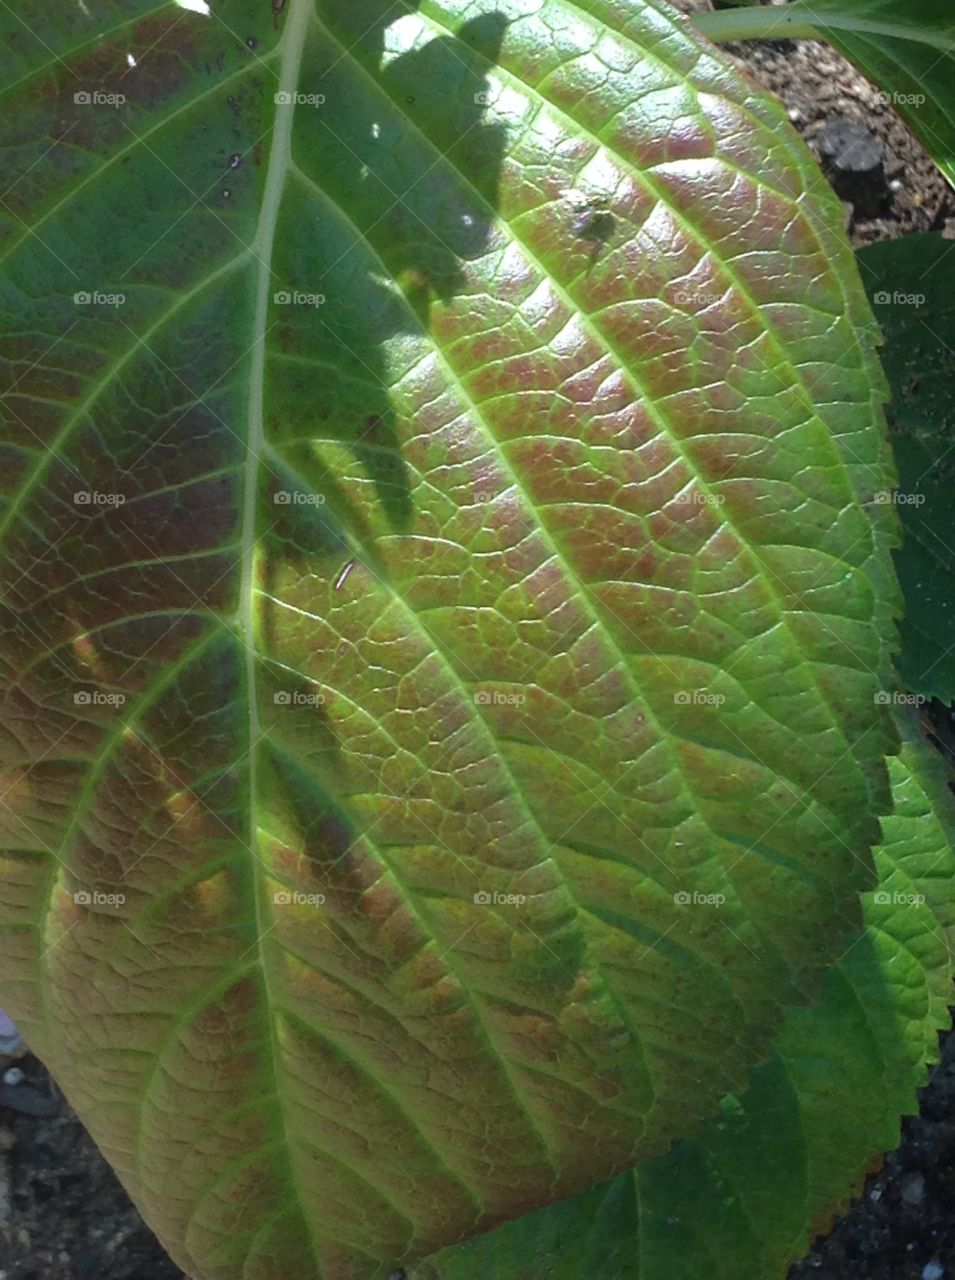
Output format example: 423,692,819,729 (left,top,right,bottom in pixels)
855,233,955,702
694,0,955,188
0,1,897,1277
414,709,955,1280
